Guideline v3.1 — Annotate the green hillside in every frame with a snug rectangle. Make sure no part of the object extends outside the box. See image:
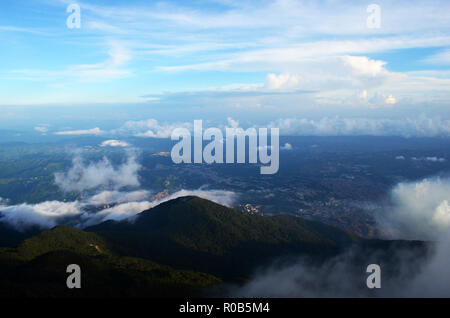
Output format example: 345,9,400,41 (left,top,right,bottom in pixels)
0,196,428,297
0,226,220,297
87,196,360,279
